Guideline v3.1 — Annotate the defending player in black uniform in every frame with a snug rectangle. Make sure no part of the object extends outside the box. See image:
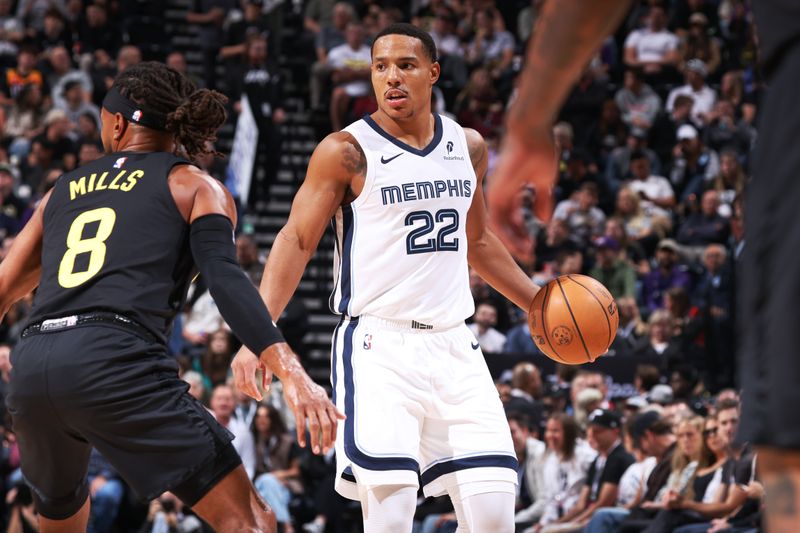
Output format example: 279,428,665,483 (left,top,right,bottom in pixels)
0,62,341,533
741,2,800,530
